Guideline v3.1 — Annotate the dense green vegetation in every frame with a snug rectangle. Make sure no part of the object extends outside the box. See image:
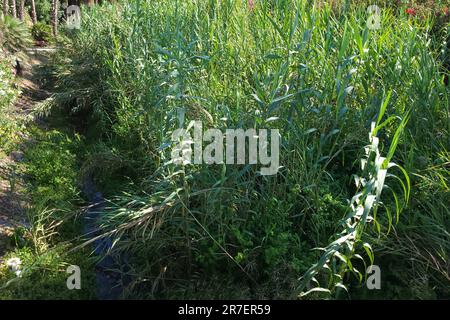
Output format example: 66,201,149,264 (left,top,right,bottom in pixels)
0,0,449,299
